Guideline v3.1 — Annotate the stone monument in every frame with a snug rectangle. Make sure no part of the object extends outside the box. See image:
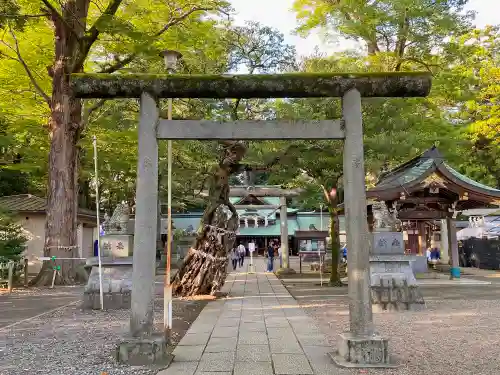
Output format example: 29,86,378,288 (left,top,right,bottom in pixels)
82,202,134,310
369,201,425,312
